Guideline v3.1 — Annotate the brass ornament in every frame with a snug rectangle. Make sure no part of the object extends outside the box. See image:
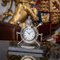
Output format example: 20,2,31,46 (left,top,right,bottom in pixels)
1,0,38,28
